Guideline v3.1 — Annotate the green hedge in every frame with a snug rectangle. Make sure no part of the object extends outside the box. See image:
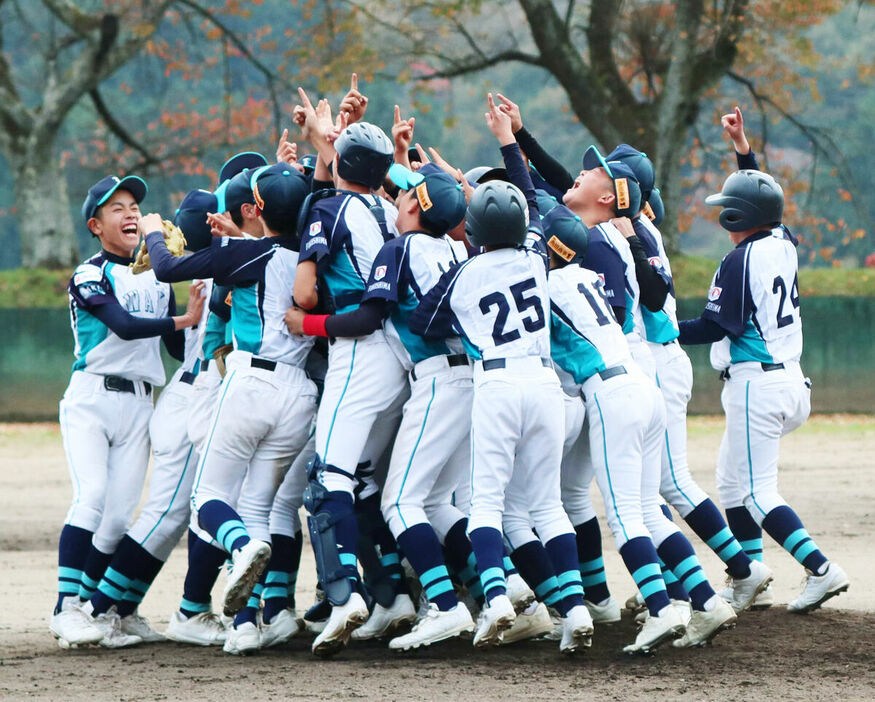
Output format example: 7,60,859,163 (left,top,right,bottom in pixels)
3,257,874,308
